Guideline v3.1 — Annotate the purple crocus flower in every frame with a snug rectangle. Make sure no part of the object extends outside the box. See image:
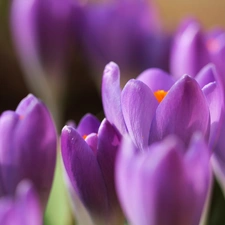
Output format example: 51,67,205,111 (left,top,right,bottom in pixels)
61,114,124,225
81,0,171,83
170,19,225,195
170,19,210,79
0,94,57,210
116,134,211,225
0,180,42,225
11,0,75,79
102,62,223,150
11,0,76,125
